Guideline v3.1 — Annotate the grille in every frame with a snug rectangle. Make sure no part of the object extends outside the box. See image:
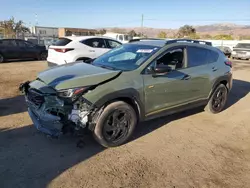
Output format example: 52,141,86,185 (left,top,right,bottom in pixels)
27,89,45,106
